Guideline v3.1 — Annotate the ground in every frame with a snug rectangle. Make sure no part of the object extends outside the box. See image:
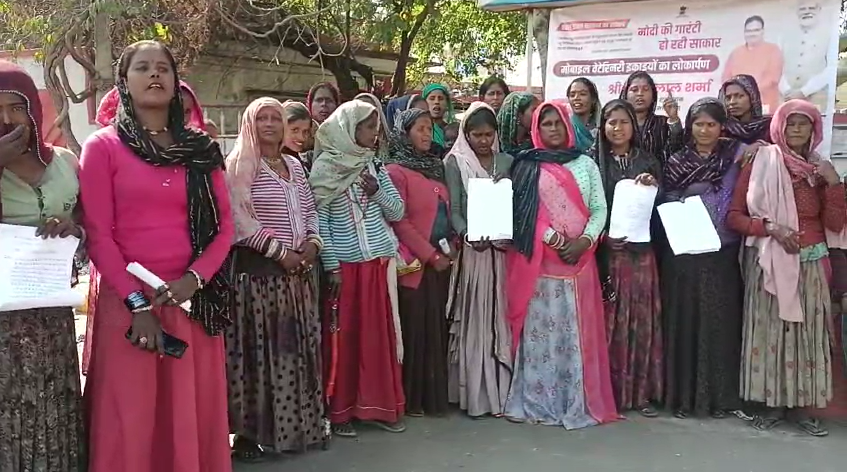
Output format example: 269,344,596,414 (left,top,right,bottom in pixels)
233,413,844,472
73,315,843,472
